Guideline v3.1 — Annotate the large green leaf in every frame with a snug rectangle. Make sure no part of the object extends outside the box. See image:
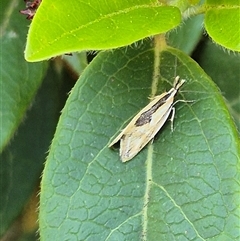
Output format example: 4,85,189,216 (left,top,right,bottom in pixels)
25,0,181,61
0,0,47,151
39,40,239,240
